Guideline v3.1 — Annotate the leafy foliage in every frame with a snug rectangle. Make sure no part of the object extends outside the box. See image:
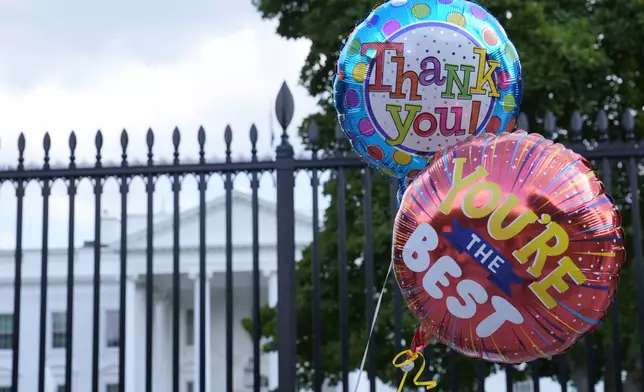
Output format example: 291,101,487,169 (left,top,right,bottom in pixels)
244,0,644,390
